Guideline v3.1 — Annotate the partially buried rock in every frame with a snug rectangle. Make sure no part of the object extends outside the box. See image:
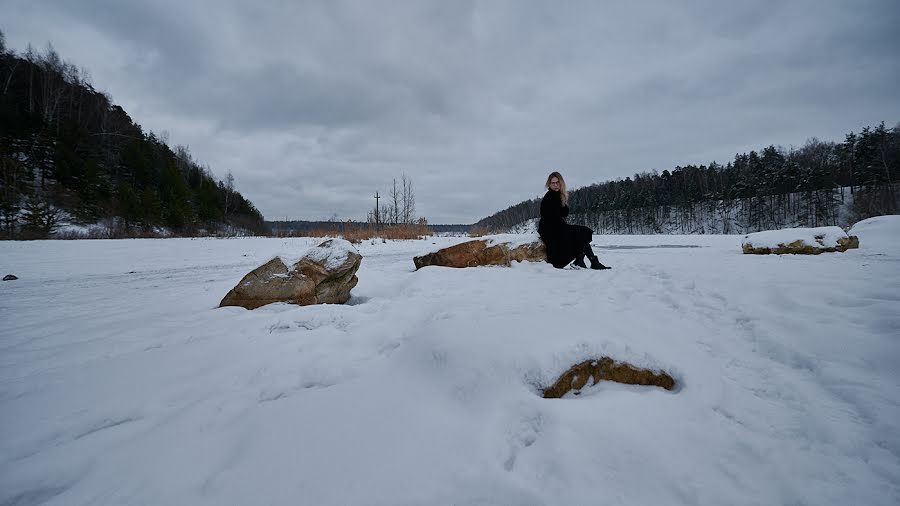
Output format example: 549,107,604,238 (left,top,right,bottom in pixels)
543,357,676,398
3,274,17,281
742,226,859,255
413,235,546,269
220,239,361,310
